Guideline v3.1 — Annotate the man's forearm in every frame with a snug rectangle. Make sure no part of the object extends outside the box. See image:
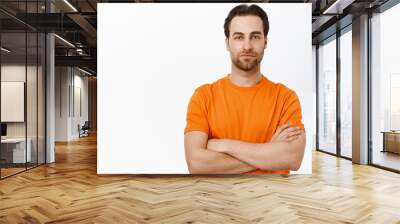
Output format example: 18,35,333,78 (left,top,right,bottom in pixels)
228,141,304,171
209,134,306,171
188,147,257,174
